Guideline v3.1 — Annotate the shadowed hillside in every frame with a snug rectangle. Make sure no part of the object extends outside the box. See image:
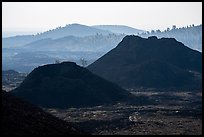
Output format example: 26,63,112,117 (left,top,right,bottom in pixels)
87,35,202,89
12,62,136,108
1,91,84,135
